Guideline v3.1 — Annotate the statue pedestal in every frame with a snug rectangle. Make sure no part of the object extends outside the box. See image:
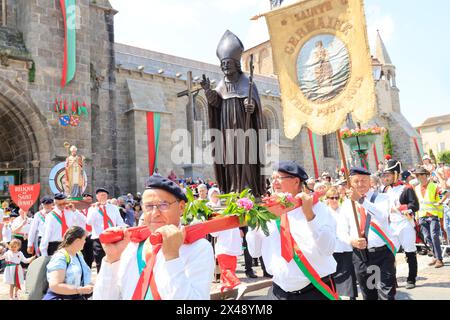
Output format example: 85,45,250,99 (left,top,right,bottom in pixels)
182,164,205,180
